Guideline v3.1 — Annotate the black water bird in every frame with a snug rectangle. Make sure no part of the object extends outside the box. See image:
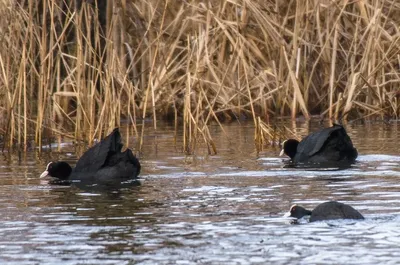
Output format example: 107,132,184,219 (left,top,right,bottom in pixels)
280,124,358,167
40,128,141,185
285,201,364,222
